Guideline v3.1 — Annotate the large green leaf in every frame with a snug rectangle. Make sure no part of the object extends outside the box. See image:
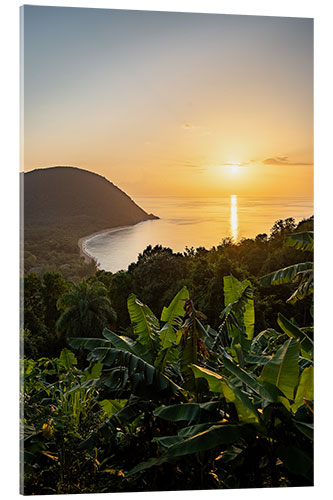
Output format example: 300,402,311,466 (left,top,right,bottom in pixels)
277,313,313,357
68,337,112,351
285,231,314,252
260,262,313,288
160,287,189,347
127,423,242,476
154,403,201,422
223,274,245,305
100,399,127,417
286,269,314,304
127,294,160,356
190,364,259,422
102,328,152,362
152,423,219,449
58,348,77,370
250,328,282,354
222,352,283,403
221,379,259,424
110,399,148,424
154,401,221,422
191,365,260,423
180,332,198,375
223,275,254,340
179,299,207,376
159,423,242,458
244,353,272,365
177,422,221,437
89,347,183,396
190,364,223,393
153,343,180,373
259,338,300,400
292,366,314,413
84,359,103,380
81,398,148,450
151,435,186,448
